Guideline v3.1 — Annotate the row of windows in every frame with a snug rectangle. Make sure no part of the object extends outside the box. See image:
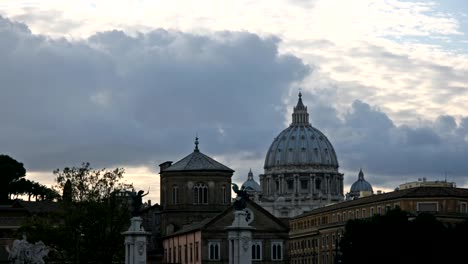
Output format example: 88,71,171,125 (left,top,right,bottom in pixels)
165,241,283,262
291,253,334,264
170,184,229,205
208,241,284,261
165,242,199,264
290,232,343,253
291,204,401,231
